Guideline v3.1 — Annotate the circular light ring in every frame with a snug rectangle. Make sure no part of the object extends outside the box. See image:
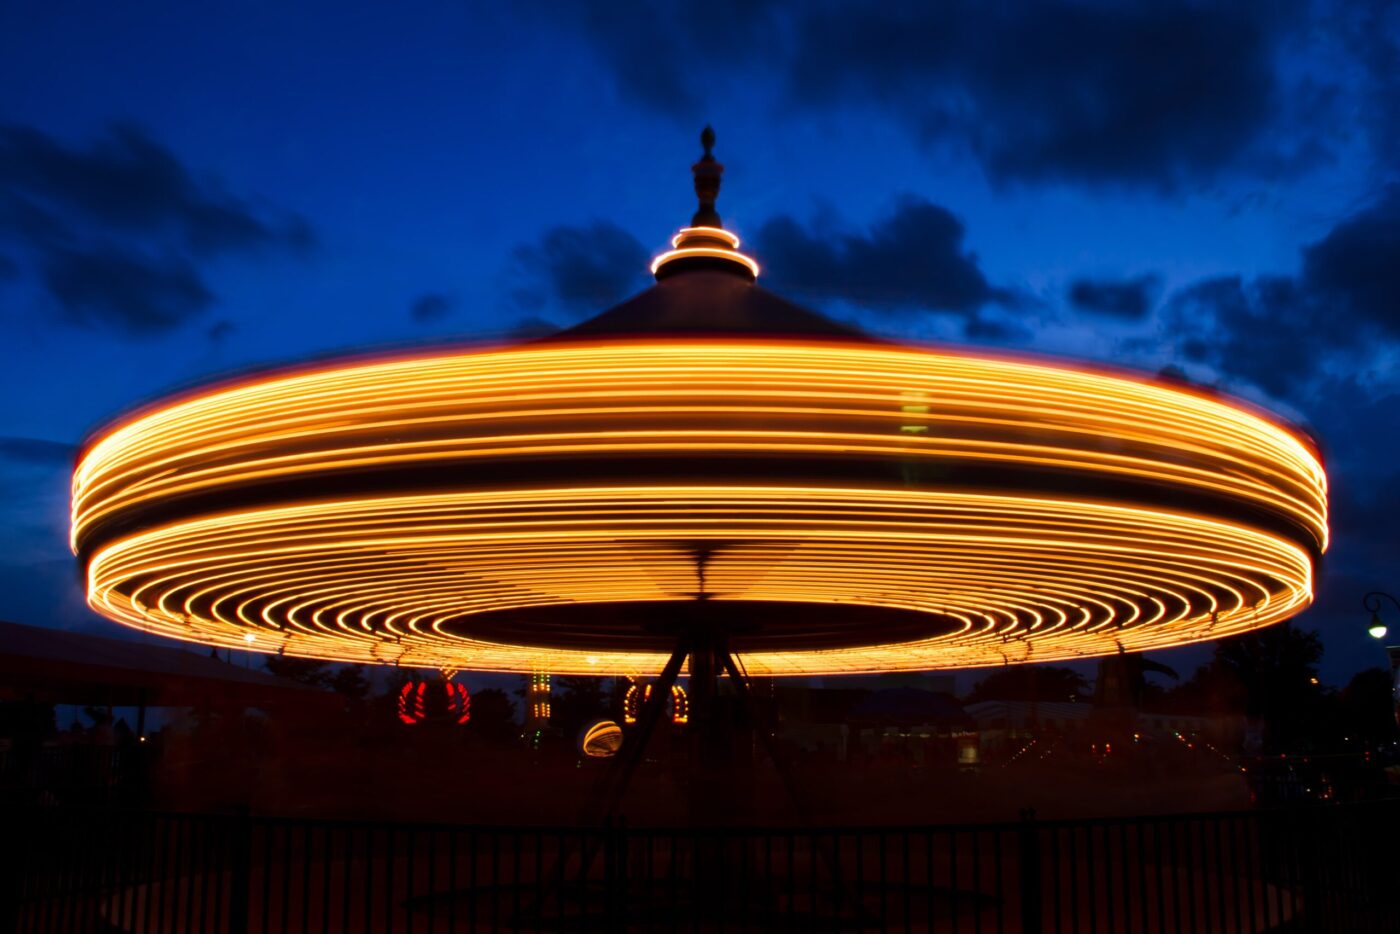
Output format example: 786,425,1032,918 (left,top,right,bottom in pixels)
84,486,1312,675
73,342,1326,555
73,340,1326,674
650,246,760,279
670,227,741,249
652,226,760,279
